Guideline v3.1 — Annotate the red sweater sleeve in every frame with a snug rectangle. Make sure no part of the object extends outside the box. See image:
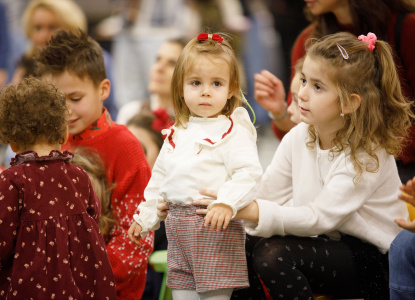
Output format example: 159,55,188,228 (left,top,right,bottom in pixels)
271,24,315,140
